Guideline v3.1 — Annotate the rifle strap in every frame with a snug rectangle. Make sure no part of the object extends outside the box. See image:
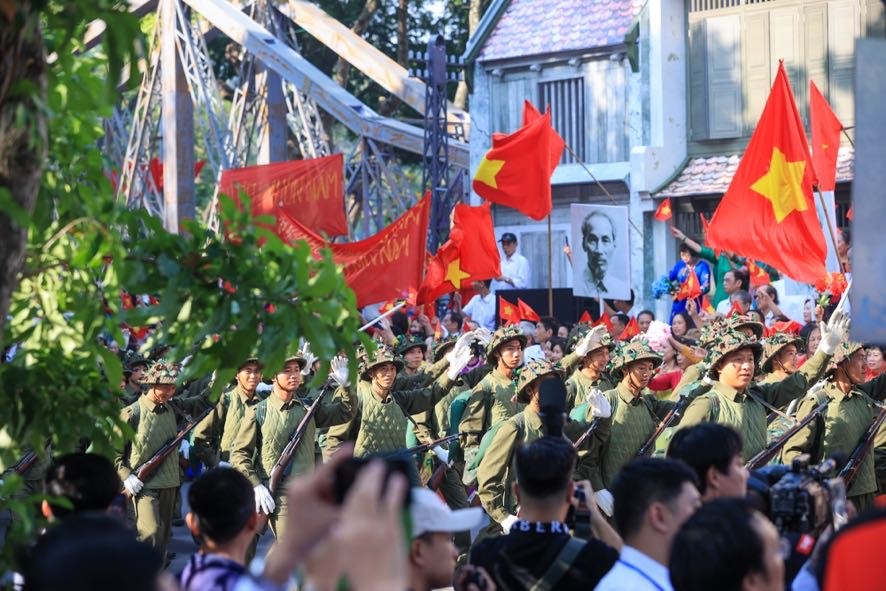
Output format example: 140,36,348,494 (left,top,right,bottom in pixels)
529,537,584,591
746,390,793,424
